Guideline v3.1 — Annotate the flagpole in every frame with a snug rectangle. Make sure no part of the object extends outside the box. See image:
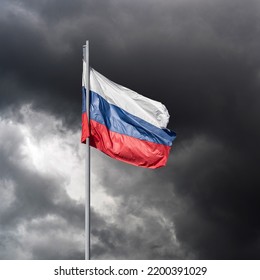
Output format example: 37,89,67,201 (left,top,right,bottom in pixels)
84,40,90,260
